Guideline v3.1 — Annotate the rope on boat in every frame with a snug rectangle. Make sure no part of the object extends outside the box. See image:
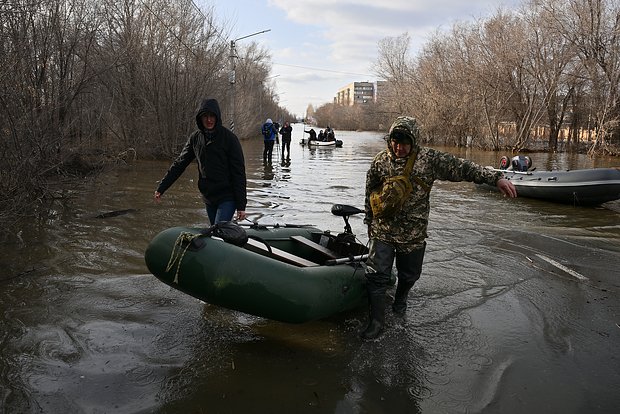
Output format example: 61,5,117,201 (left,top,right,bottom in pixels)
165,231,203,284
348,238,370,276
